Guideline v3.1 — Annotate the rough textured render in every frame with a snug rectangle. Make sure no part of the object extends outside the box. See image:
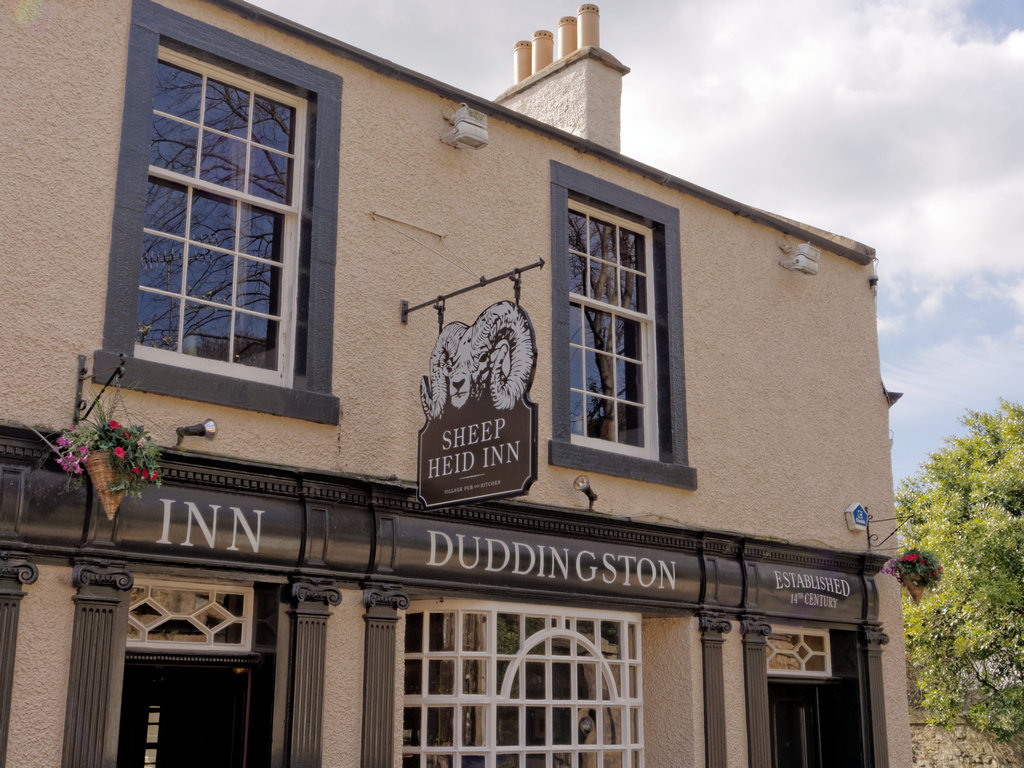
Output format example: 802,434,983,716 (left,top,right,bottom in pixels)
497,47,629,151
